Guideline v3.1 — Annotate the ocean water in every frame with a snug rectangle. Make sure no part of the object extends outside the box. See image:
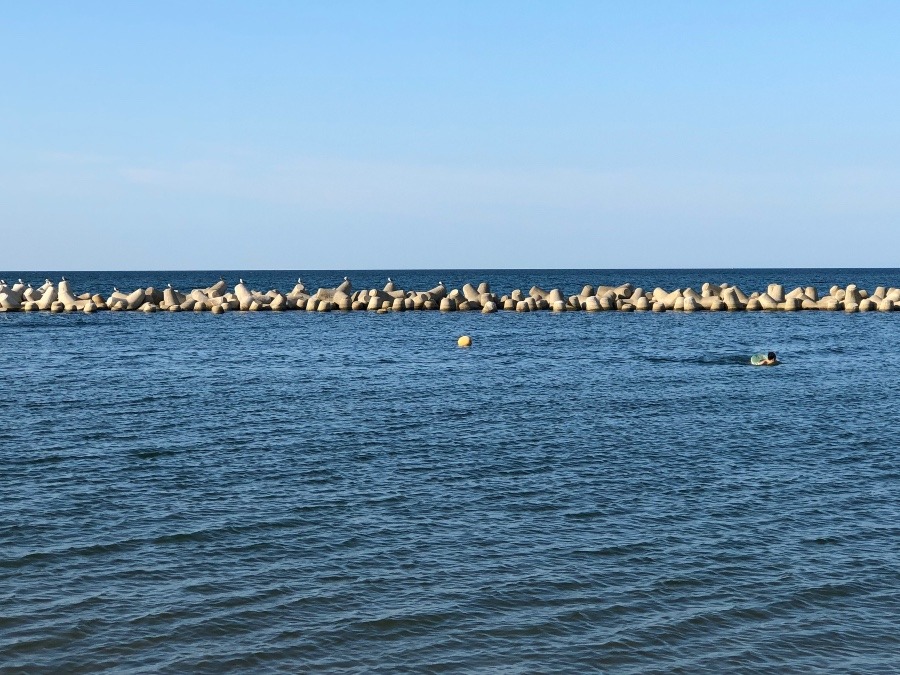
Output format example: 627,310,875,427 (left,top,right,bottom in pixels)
2,269,899,673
